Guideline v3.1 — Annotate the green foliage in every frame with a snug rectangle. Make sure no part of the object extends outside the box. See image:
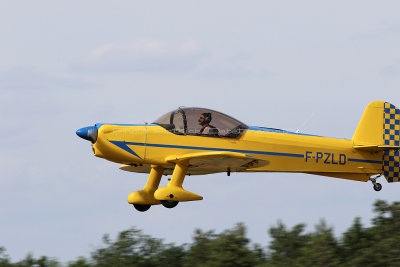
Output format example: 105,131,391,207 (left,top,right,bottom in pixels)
91,228,160,267
342,200,400,267
265,200,400,266
152,245,185,267
67,257,91,267
91,227,185,267
184,223,264,267
267,222,309,266
14,253,60,267
184,229,215,266
340,216,372,266
296,220,341,267
0,247,12,267
5,200,400,266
